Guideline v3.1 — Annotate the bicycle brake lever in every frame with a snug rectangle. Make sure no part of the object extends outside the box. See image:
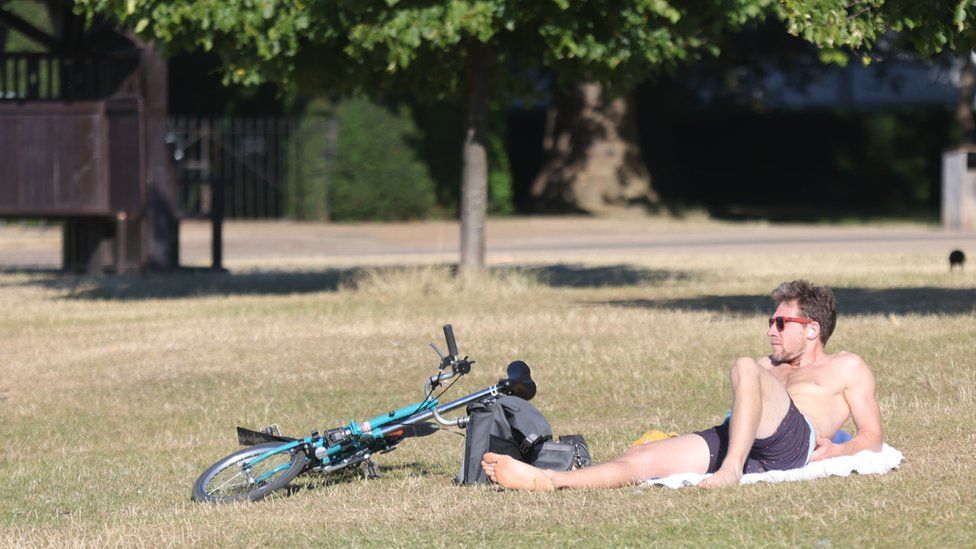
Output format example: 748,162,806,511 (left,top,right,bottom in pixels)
428,341,452,370
428,341,446,359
